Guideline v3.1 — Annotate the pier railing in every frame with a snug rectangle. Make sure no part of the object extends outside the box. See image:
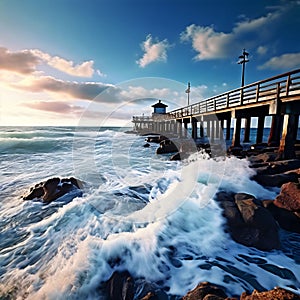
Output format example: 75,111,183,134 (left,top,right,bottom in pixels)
169,68,300,118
